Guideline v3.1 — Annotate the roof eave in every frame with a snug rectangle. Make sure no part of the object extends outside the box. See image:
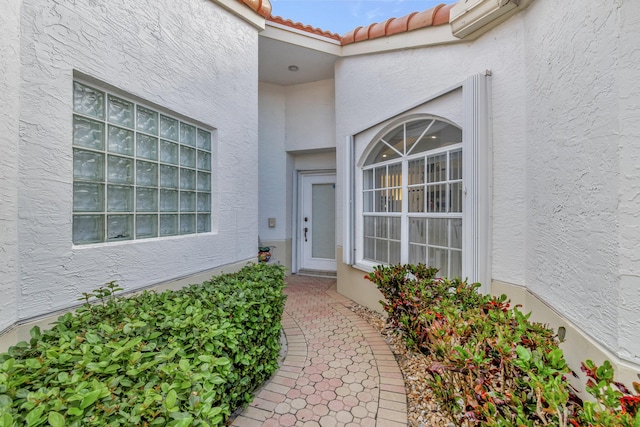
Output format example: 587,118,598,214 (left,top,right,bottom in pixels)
212,0,266,30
